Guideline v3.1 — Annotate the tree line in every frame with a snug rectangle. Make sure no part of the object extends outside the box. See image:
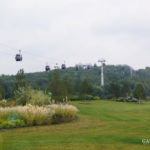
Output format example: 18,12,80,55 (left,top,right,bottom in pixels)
0,65,148,101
